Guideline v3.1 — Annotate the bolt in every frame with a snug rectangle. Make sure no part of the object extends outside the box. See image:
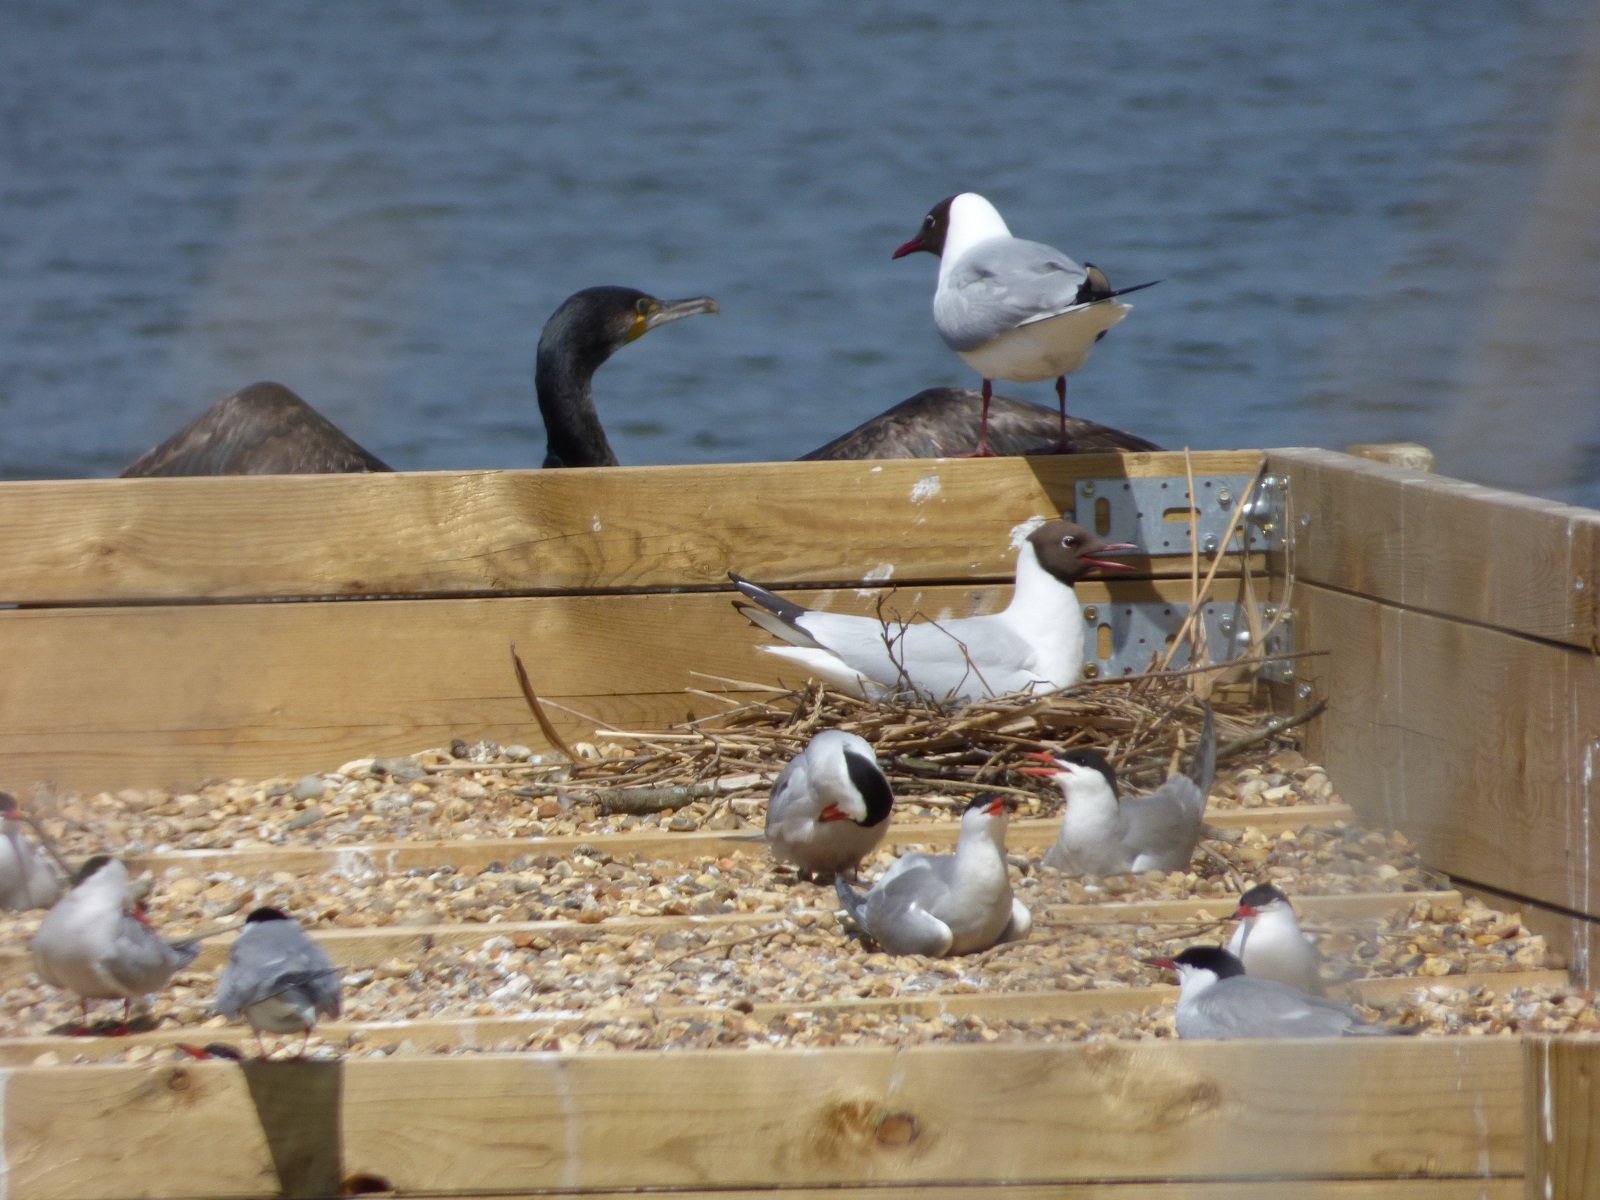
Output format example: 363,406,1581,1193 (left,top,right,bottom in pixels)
1202,534,1219,554
1217,614,1234,636
1082,663,1100,679
1297,683,1314,701
1080,480,1096,497
1217,487,1233,506
1083,605,1099,622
